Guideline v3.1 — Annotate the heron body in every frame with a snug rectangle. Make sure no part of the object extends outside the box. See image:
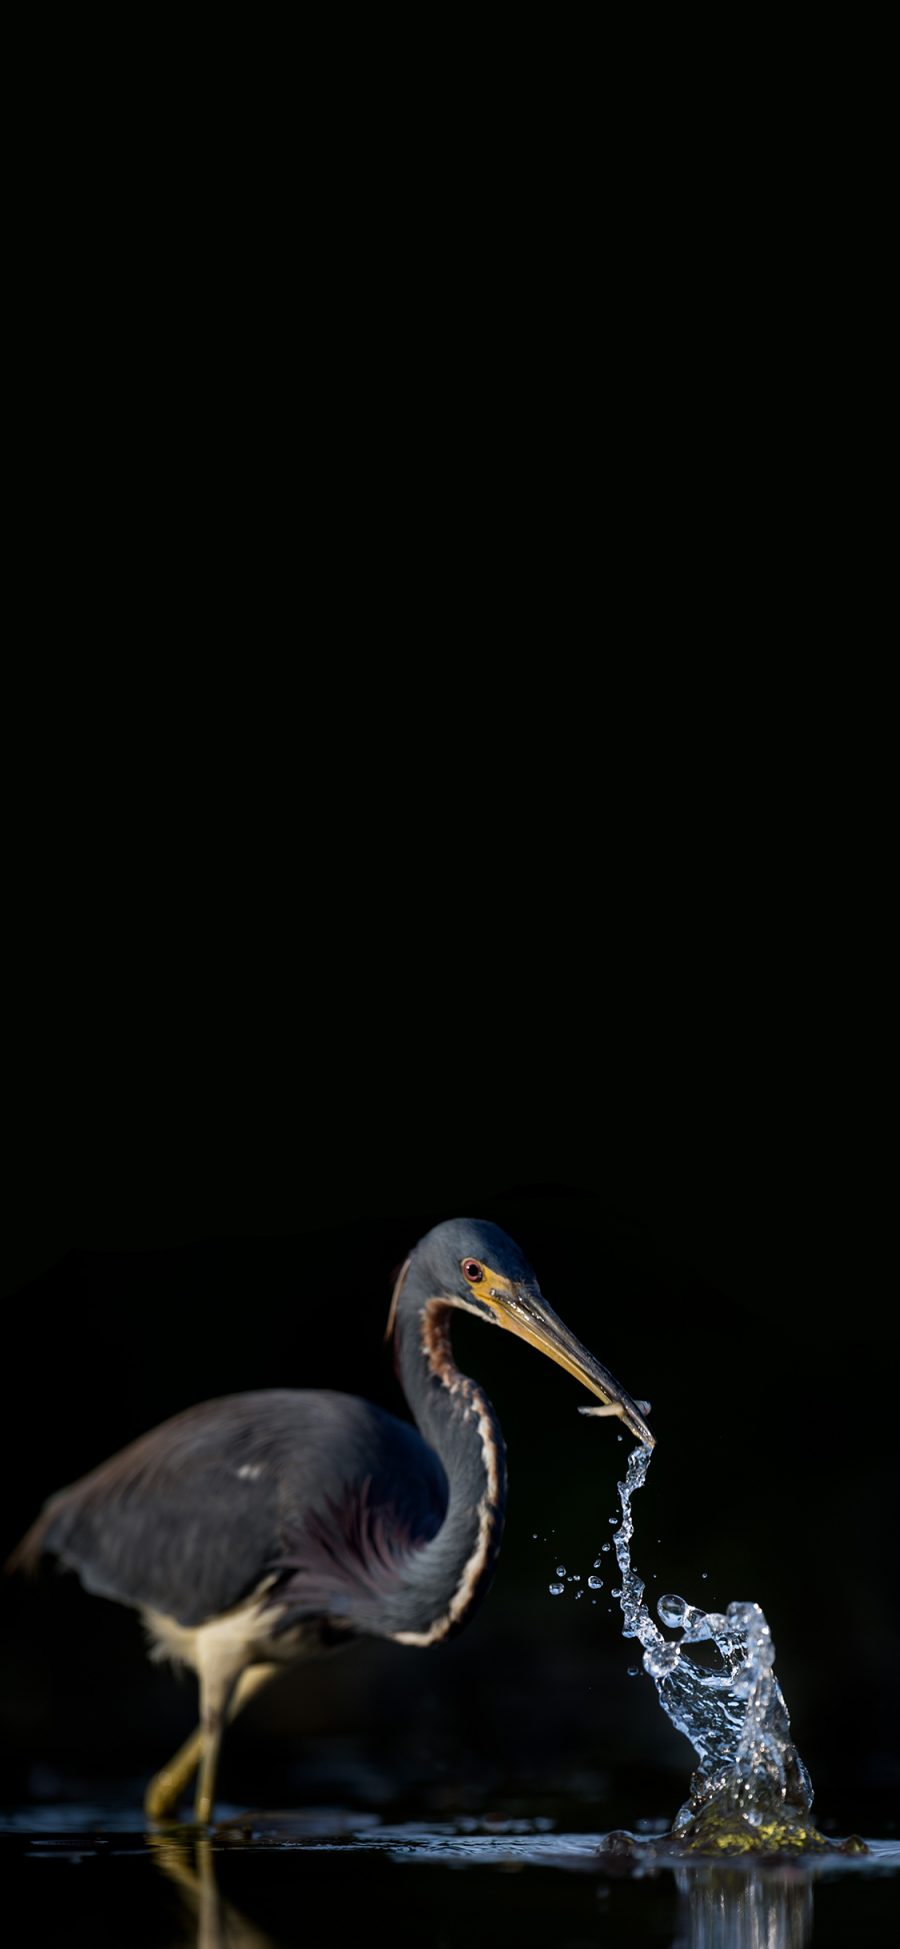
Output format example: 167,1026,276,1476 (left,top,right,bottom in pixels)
11,1218,652,1821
